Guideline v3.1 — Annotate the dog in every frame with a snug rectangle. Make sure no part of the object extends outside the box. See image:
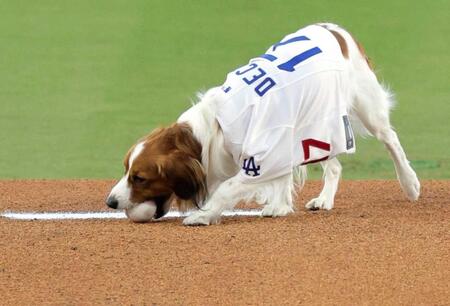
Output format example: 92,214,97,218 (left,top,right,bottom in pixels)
106,23,420,225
